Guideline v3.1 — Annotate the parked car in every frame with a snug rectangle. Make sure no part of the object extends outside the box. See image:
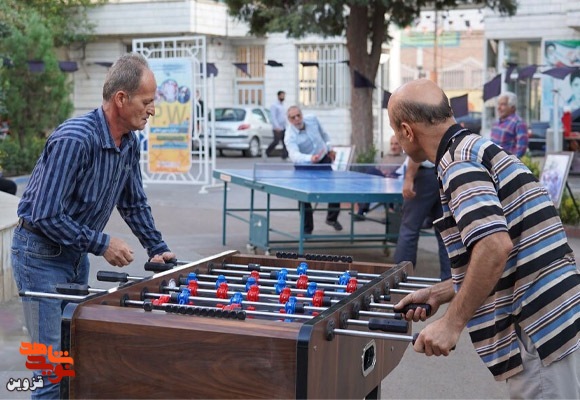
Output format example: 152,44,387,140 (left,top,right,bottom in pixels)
199,105,273,157
455,111,482,134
